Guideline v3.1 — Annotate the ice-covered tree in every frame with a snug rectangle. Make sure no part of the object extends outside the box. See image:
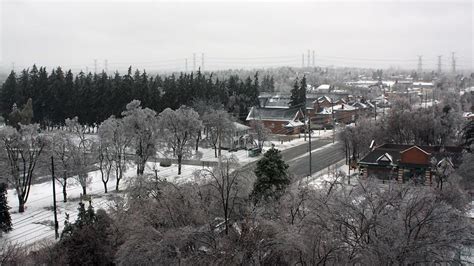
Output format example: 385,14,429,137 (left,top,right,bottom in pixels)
65,117,93,196
0,124,46,212
159,106,202,175
98,116,131,191
202,109,235,157
122,100,158,176
51,130,75,202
